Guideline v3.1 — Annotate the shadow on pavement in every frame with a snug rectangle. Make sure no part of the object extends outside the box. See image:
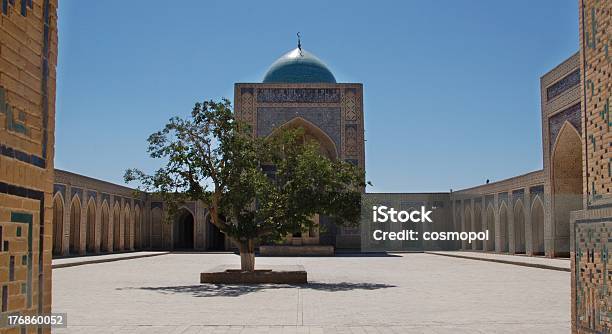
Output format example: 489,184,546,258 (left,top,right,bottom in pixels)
118,281,396,297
